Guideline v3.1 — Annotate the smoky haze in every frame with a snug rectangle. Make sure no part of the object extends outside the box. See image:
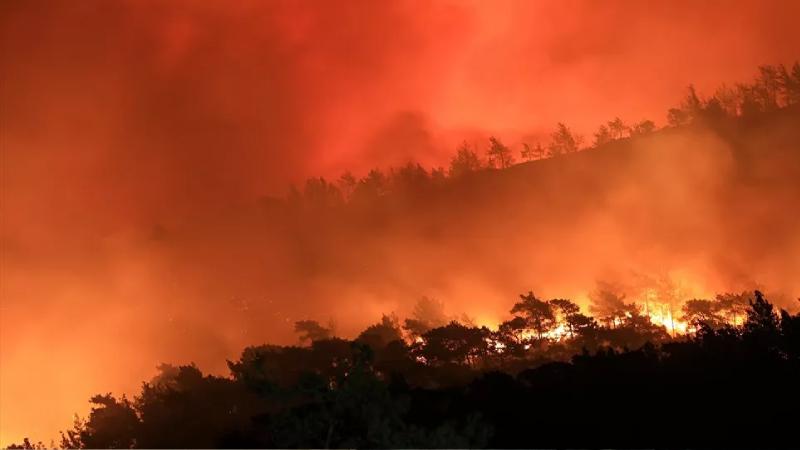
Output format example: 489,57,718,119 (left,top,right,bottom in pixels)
1,0,800,445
